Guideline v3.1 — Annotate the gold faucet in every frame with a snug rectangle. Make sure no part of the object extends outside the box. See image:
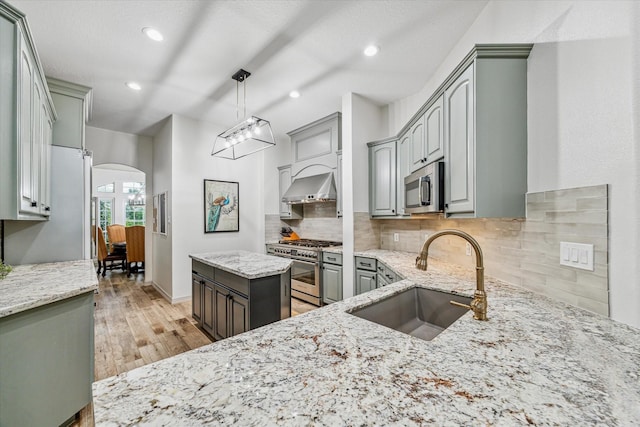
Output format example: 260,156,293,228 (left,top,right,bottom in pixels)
416,229,488,321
